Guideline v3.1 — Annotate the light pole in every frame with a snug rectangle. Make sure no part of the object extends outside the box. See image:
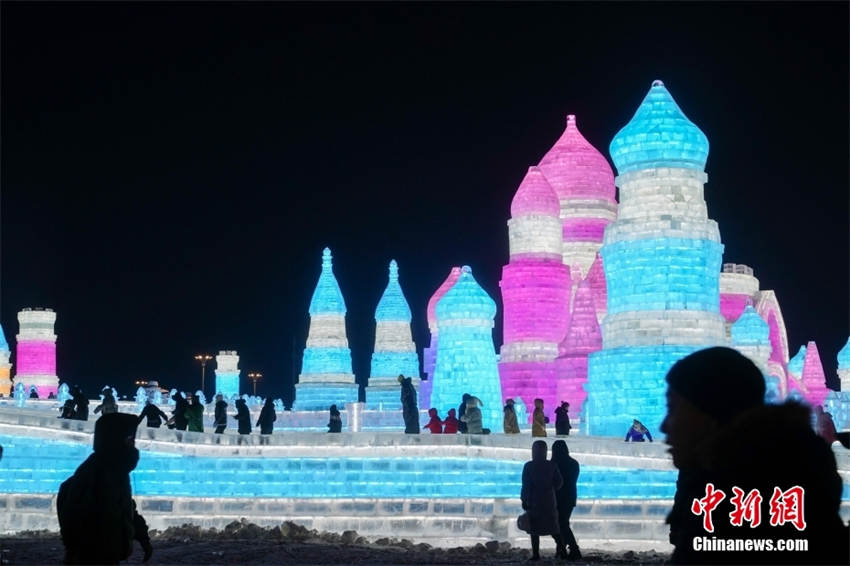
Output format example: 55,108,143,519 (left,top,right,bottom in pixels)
248,372,263,395
194,354,213,394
